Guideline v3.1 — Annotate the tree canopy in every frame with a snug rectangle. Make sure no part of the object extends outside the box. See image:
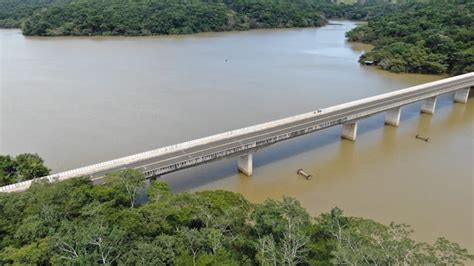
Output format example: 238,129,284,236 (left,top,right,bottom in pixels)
3,0,333,36
0,169,472,265
0,0,74,28
3,0,471,74
0,153,50,186
346,1,474,75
